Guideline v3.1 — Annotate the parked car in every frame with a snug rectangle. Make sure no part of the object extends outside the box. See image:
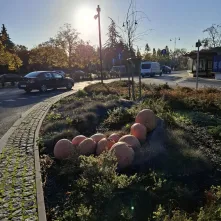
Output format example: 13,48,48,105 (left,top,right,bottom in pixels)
161,65,172,74
140,61,162,77
18,71,74,93
0,74,22,87
53,70,65,77
110,65,126,77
